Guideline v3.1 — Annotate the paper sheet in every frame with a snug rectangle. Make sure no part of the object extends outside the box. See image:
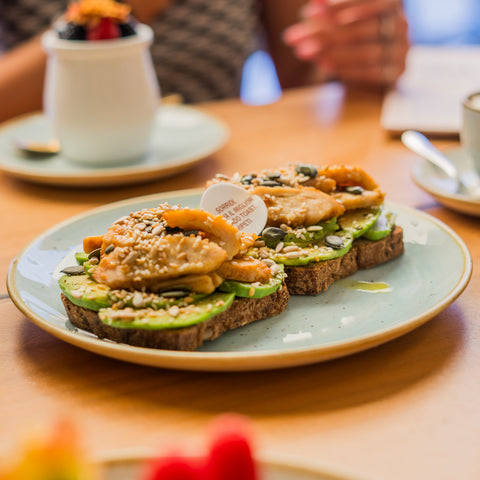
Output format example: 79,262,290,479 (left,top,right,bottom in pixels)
381,45,480,136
